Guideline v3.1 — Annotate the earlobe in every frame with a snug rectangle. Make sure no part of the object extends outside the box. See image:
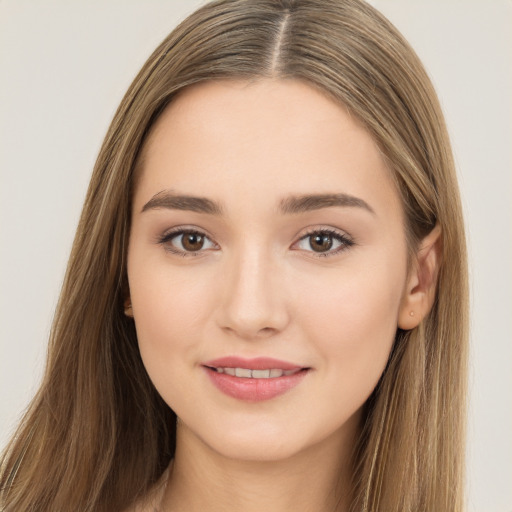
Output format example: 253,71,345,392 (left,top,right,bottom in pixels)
124,297,134,318
398,224,442,330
